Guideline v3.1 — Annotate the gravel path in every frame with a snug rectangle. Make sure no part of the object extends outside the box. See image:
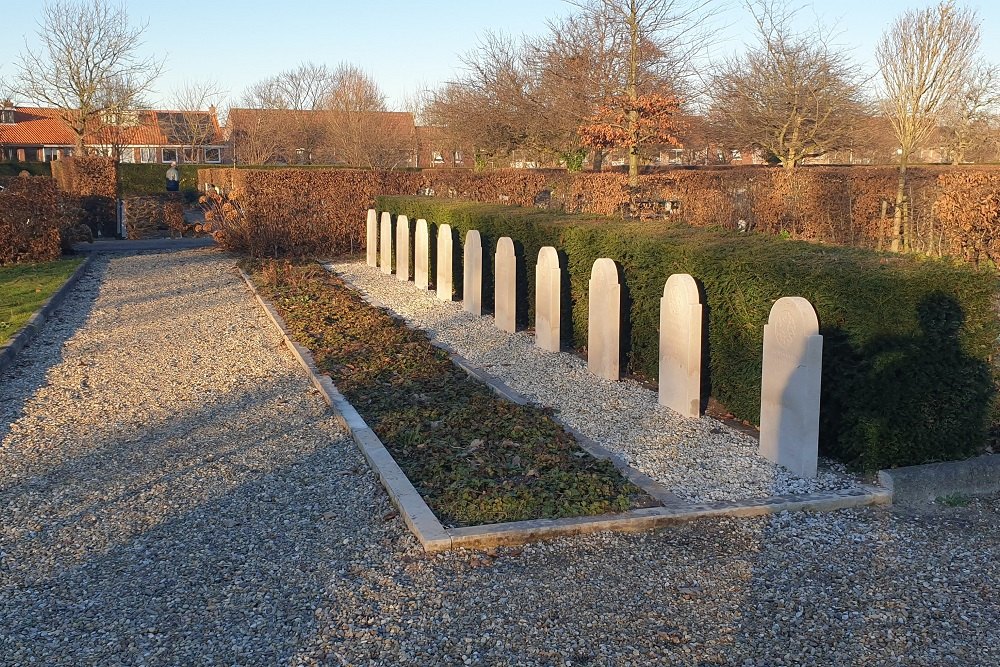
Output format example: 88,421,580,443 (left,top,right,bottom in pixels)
2,249,996,666
329,260,863,503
